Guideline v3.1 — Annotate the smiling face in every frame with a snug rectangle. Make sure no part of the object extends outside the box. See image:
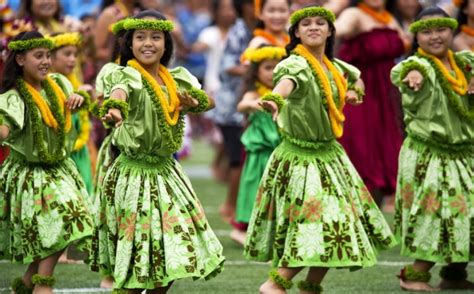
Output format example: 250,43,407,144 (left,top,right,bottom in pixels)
51,45,77,76
295,16,331,50
132,29,165,66
416,15,454,58
16,47,51,84
259,0,290,34
31,0,58,19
